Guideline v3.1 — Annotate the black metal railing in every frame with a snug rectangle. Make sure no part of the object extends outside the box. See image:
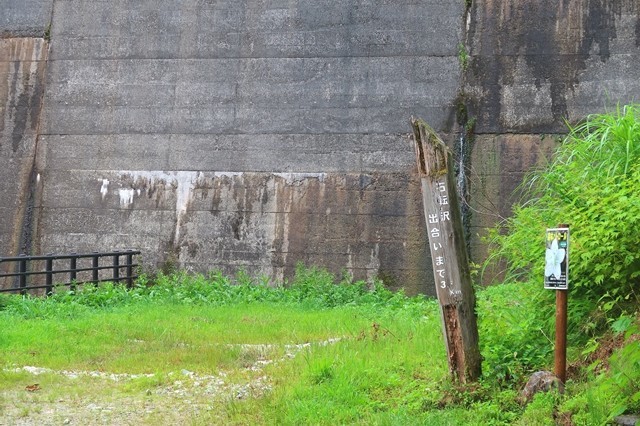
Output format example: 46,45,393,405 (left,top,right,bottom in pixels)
0,250,141,295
